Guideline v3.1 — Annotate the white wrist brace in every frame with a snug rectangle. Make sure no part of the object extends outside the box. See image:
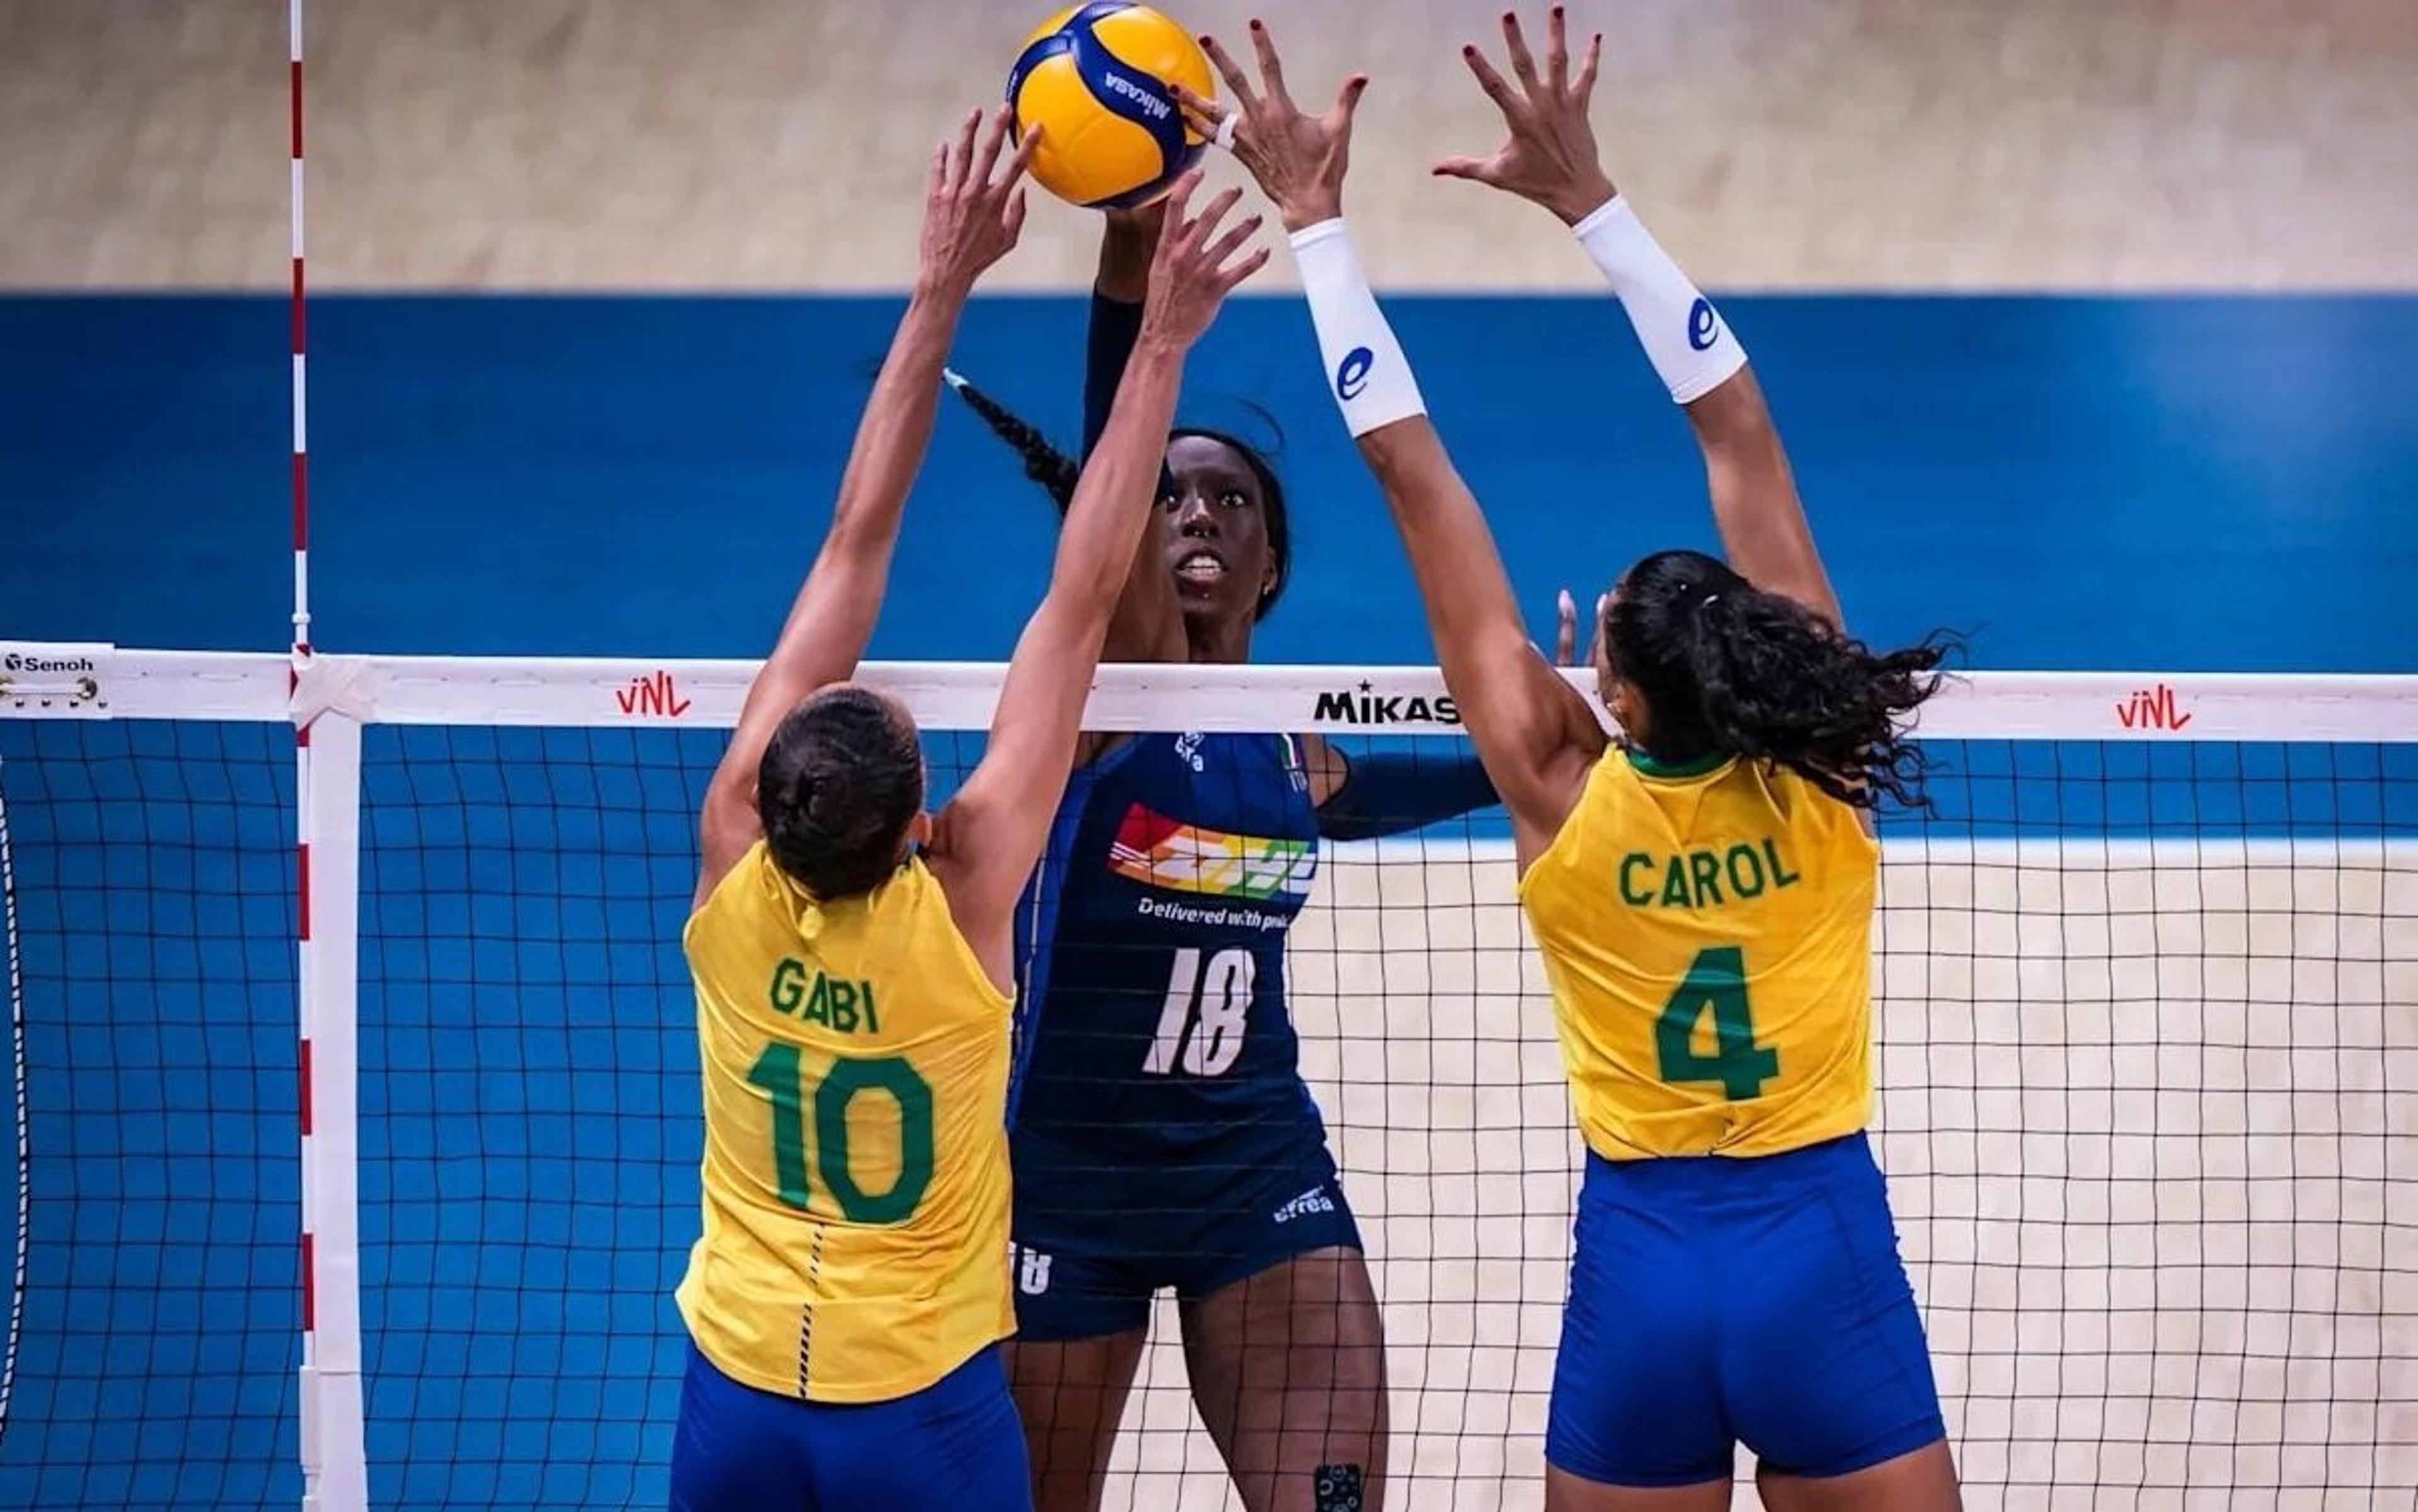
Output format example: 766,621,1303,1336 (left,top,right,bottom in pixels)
1289,219,1427,438
1573,196,1745,404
